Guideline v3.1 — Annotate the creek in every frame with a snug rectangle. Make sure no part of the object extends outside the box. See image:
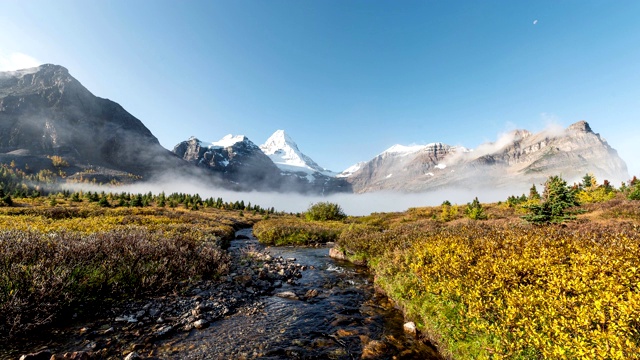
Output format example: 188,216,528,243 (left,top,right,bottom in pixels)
150,229,441,359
